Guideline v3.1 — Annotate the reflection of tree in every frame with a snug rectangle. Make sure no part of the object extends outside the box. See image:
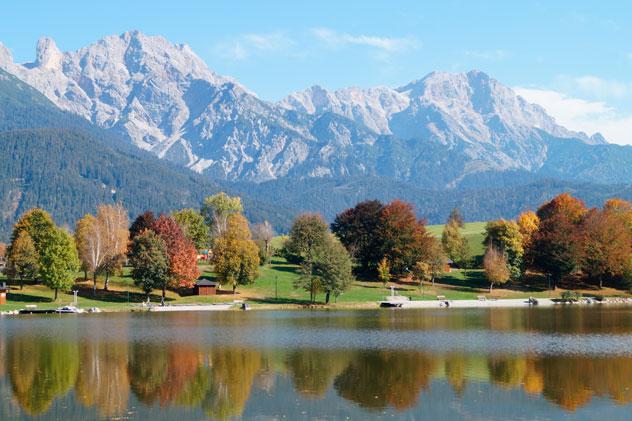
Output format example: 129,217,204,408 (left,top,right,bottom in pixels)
177,347,262,420
7,336,79,415
128,342,169,404
334,350,437,411
488,356,527,389
286,349,351,399
75,340,130,417
445,354,468,396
